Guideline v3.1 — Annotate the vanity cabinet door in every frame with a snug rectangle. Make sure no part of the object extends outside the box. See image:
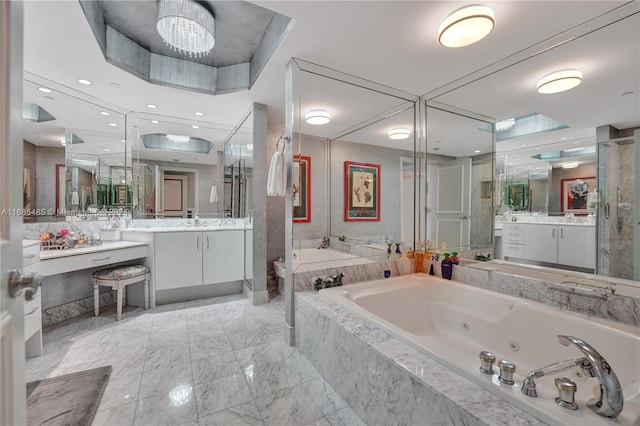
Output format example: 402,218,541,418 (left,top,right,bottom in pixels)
524,224,558,264
155,232,202,290
202,230,244,284
558,226,596,269
245,230,253,280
